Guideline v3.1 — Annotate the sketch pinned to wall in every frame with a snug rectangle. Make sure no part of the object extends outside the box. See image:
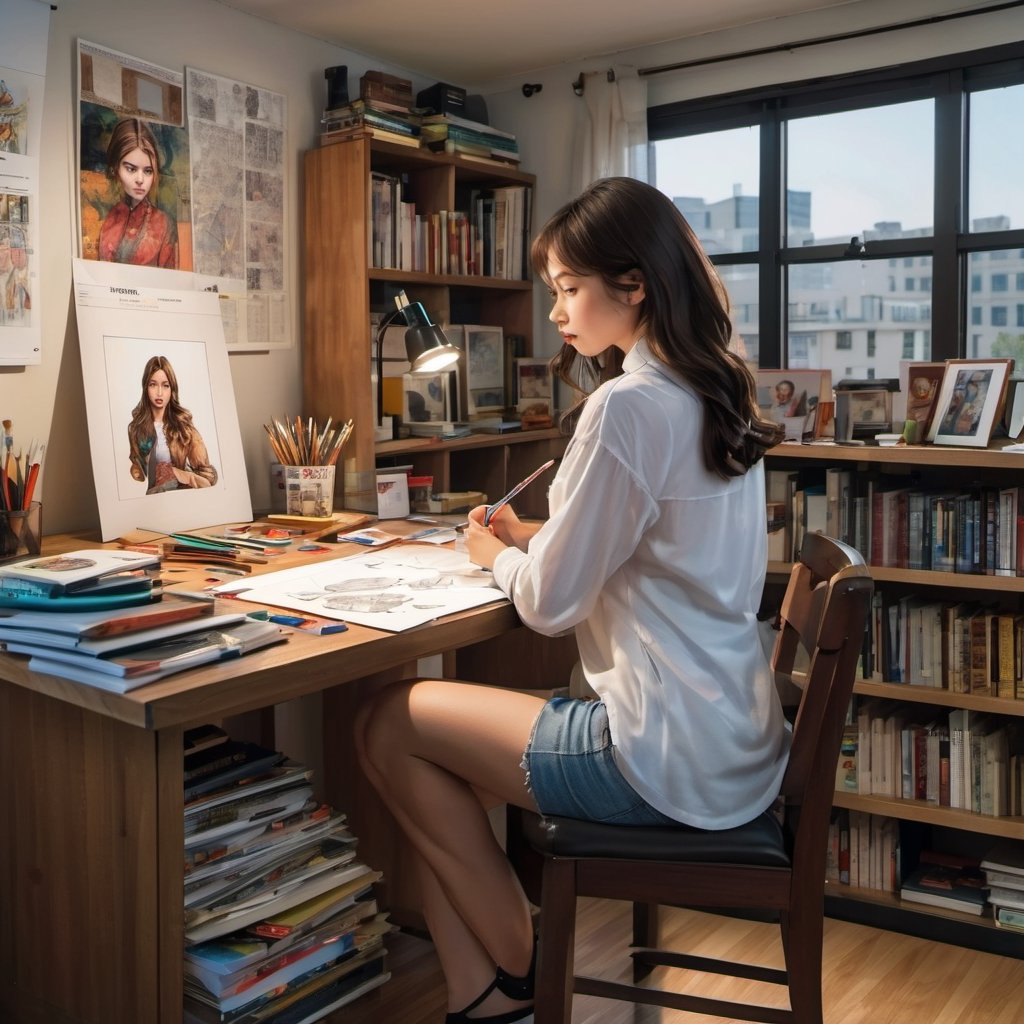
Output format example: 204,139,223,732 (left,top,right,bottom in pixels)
72,258,252,541
186,67,289,350
77,40,192,272
0,0,50,364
